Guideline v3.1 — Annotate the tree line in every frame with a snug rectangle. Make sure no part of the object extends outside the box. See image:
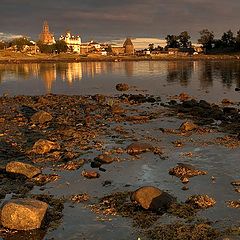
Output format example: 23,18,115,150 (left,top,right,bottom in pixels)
165,29,240,53
0,37,68,53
